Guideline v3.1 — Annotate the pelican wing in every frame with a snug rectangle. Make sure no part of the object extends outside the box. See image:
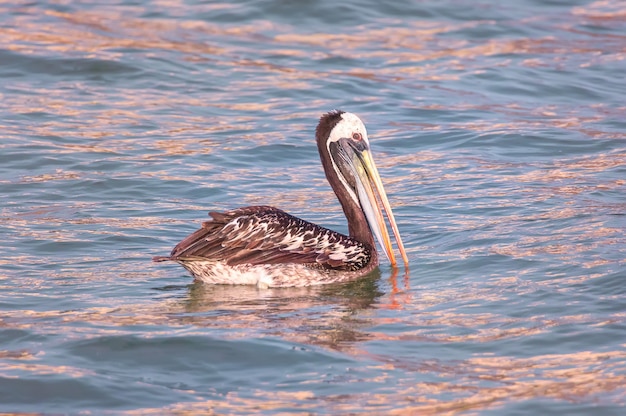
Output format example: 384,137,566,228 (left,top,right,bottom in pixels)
168,206,371,271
